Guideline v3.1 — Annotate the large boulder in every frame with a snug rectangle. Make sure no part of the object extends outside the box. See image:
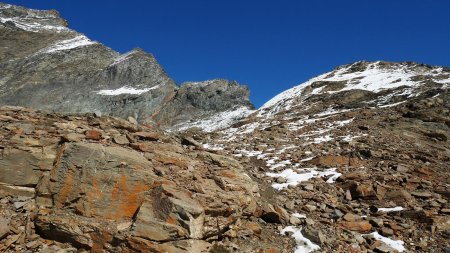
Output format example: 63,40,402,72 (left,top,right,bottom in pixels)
40,142,157,220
